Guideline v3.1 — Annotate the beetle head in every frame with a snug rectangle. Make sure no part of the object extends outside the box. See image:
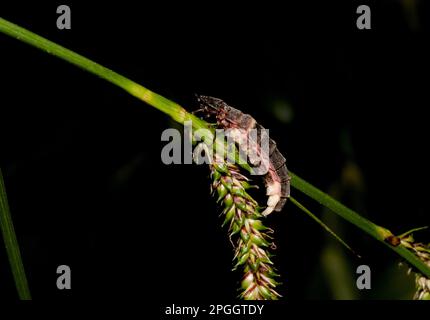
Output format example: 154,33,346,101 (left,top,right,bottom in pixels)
196,95,227,112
